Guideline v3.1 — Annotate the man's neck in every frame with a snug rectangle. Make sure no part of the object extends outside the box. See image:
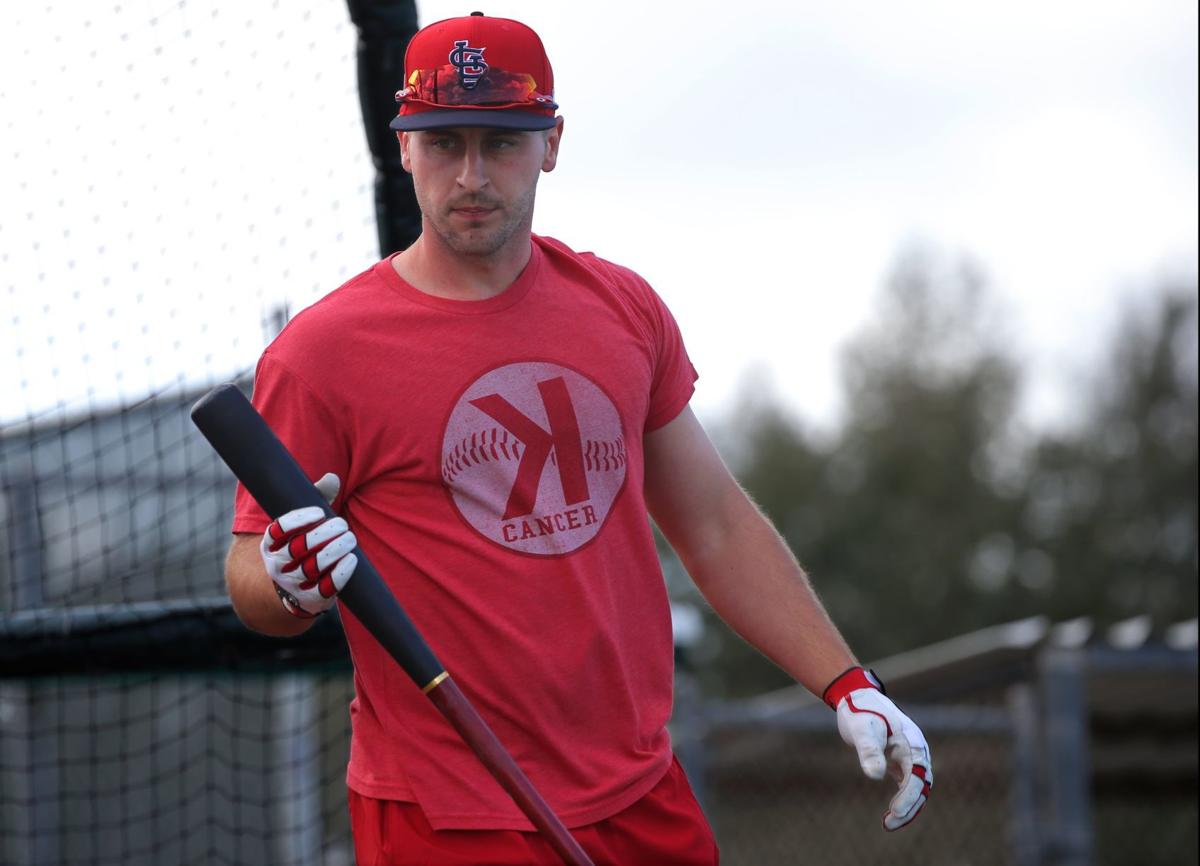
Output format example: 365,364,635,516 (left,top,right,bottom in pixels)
392,231,533,301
